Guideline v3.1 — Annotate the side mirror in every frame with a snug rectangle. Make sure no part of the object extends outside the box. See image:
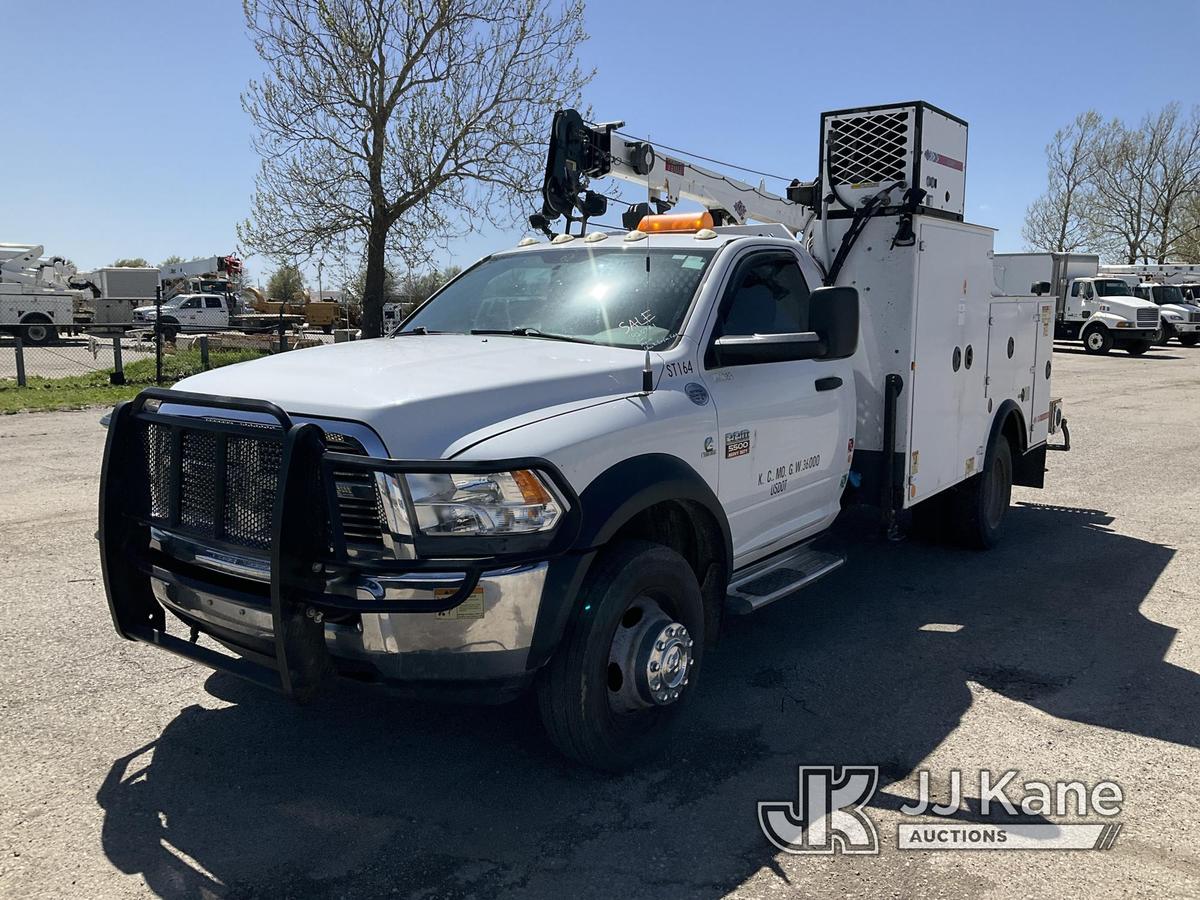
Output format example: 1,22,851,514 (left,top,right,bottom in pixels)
809,285,859,360
1031,281,1052,296
713,332,826,366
